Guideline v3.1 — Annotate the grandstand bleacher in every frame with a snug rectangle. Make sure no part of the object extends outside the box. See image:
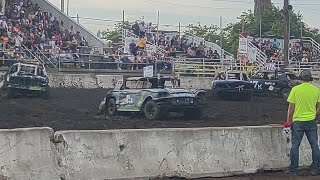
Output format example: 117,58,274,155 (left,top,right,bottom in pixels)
0,0,320,79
